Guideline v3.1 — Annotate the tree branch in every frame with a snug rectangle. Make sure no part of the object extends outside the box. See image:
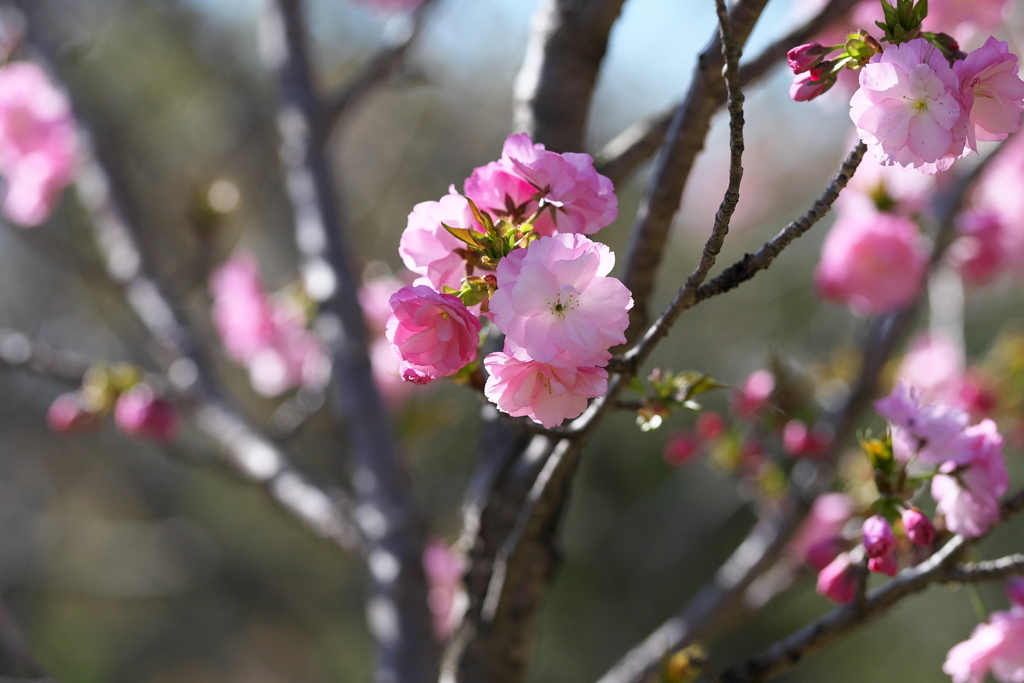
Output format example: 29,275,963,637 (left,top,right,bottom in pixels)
619,0,769,346
514,0,628,153
595,0,861,185
261,1,437,681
